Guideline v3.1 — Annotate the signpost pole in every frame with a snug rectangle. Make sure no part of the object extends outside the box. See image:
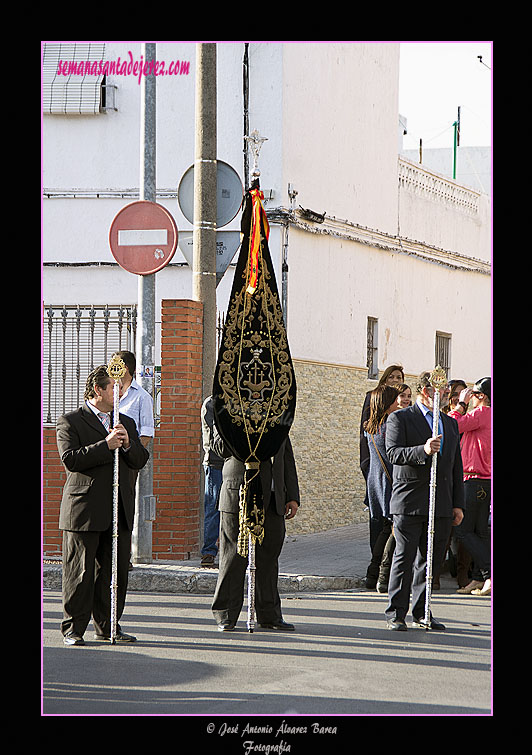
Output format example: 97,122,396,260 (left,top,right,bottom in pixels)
133,41,156,564
192,42,217,402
